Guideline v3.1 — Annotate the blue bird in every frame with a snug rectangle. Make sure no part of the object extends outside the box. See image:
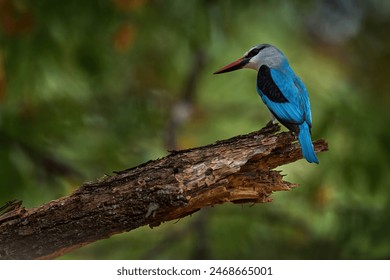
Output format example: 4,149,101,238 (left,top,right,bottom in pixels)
214,44,319,163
